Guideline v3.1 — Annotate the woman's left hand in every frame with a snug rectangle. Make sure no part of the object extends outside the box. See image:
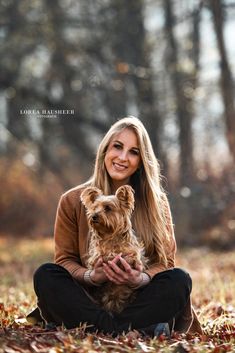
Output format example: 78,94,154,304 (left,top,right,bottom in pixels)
102,254,143,287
